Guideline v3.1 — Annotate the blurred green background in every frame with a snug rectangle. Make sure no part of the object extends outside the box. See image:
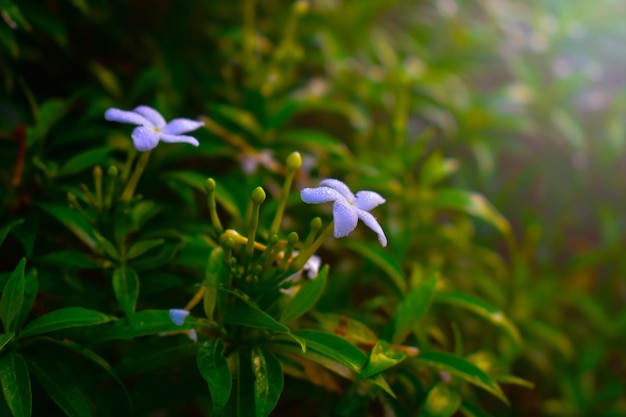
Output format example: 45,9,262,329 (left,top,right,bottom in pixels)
1,0,624,416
